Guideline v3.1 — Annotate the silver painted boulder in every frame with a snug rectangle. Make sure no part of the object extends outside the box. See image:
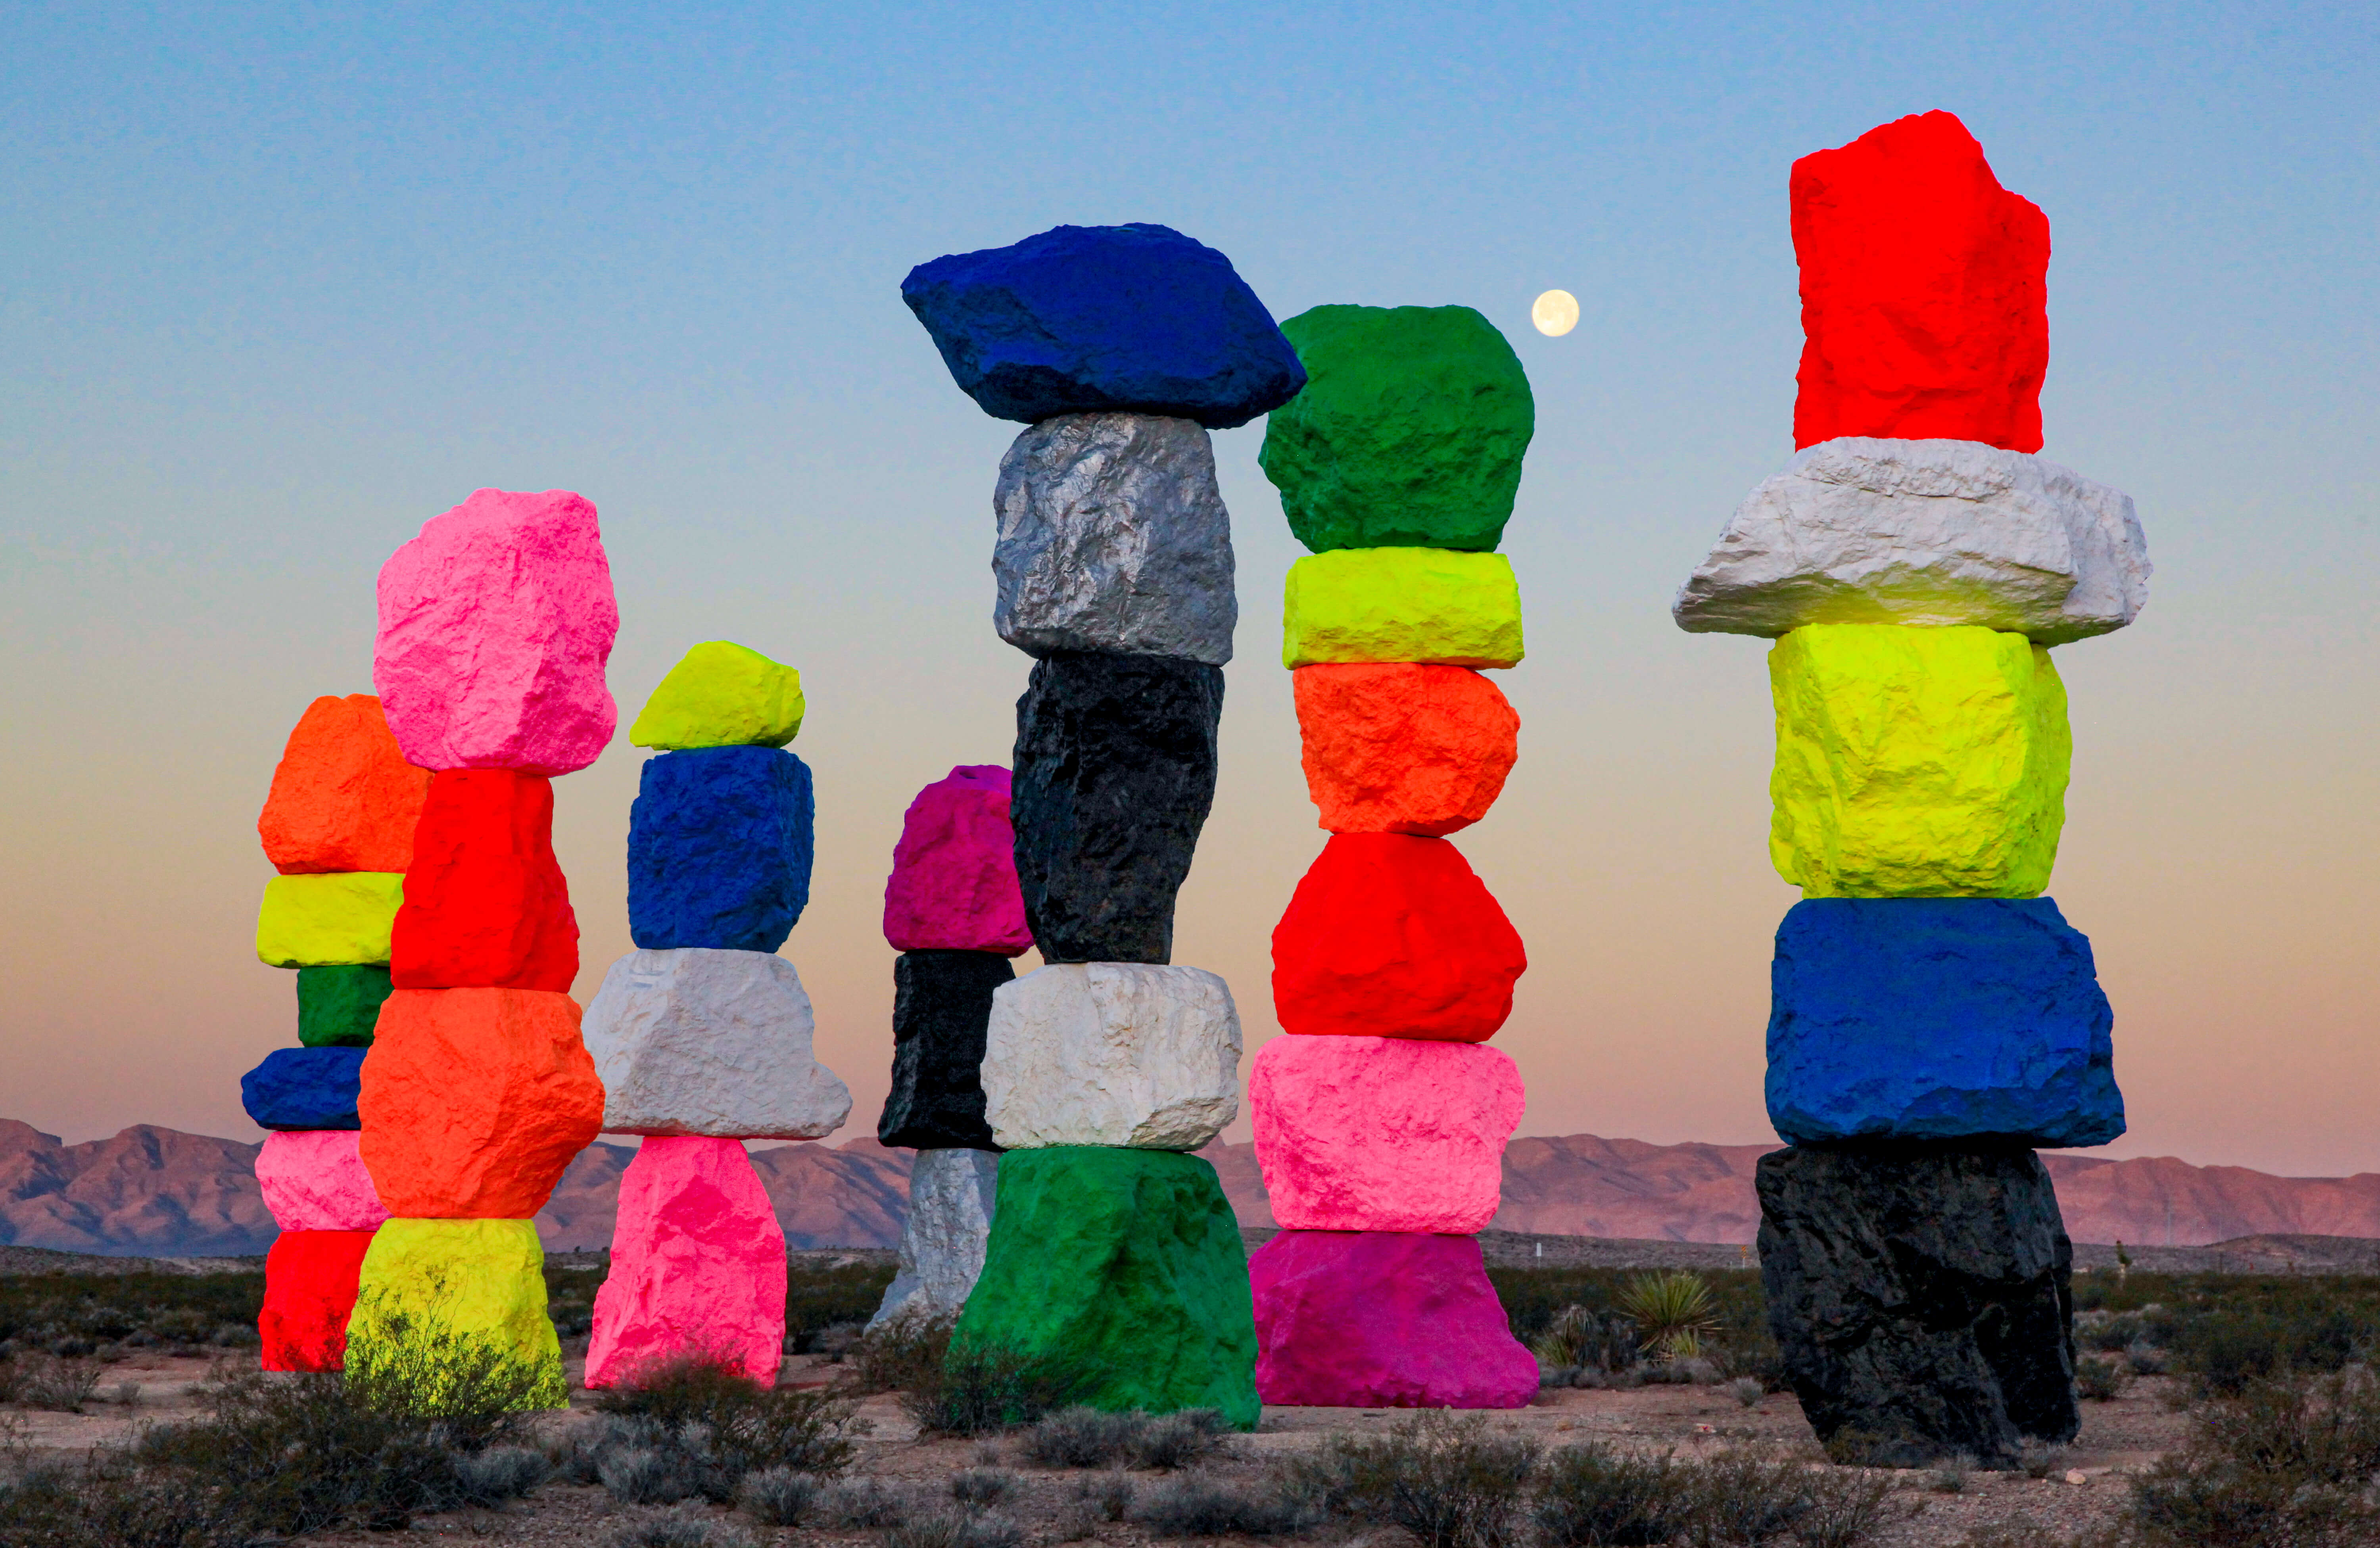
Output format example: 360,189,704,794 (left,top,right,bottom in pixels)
867,1147,1000,1331
582,947,852,1139
982,962,1240,1150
